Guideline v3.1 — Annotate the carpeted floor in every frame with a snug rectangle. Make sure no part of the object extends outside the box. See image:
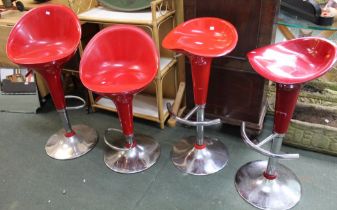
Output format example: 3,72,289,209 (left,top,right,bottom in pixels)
0,103,336,210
